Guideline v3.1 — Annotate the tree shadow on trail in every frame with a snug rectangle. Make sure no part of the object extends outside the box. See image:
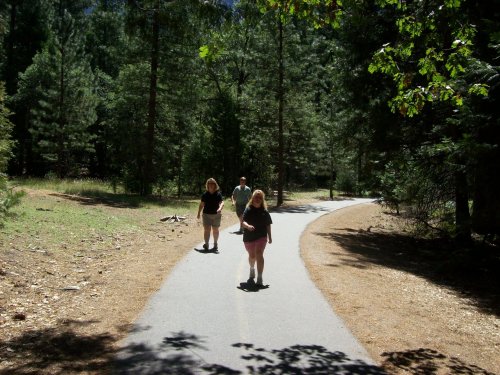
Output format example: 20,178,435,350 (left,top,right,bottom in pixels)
3,325,492,375
314,229,500,317
271,204,333,215
0,320,118,375
113,332,386,374
230,342,385,375
381,348,495,375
